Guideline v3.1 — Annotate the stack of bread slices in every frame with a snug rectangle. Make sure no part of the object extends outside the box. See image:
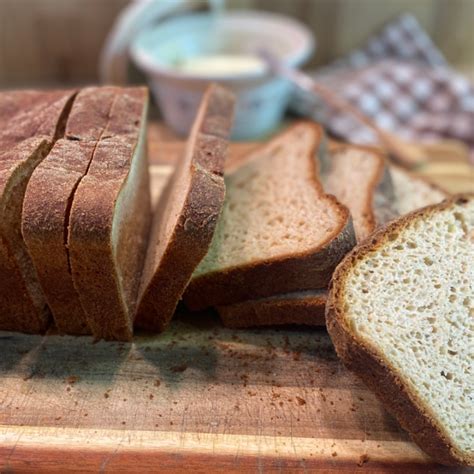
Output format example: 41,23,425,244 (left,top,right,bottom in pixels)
0,84,235,341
